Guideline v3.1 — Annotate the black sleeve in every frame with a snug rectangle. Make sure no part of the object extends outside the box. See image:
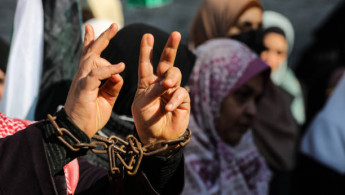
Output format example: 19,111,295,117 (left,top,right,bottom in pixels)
141,149,185,194
41,108,91,175
75,152,185,195
0,121,58,194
